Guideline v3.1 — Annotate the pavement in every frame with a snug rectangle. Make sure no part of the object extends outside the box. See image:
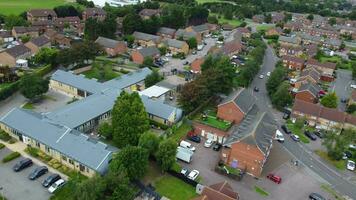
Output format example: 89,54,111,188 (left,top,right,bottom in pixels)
0,92,26,117
329,69,354,111
32,89,72,113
